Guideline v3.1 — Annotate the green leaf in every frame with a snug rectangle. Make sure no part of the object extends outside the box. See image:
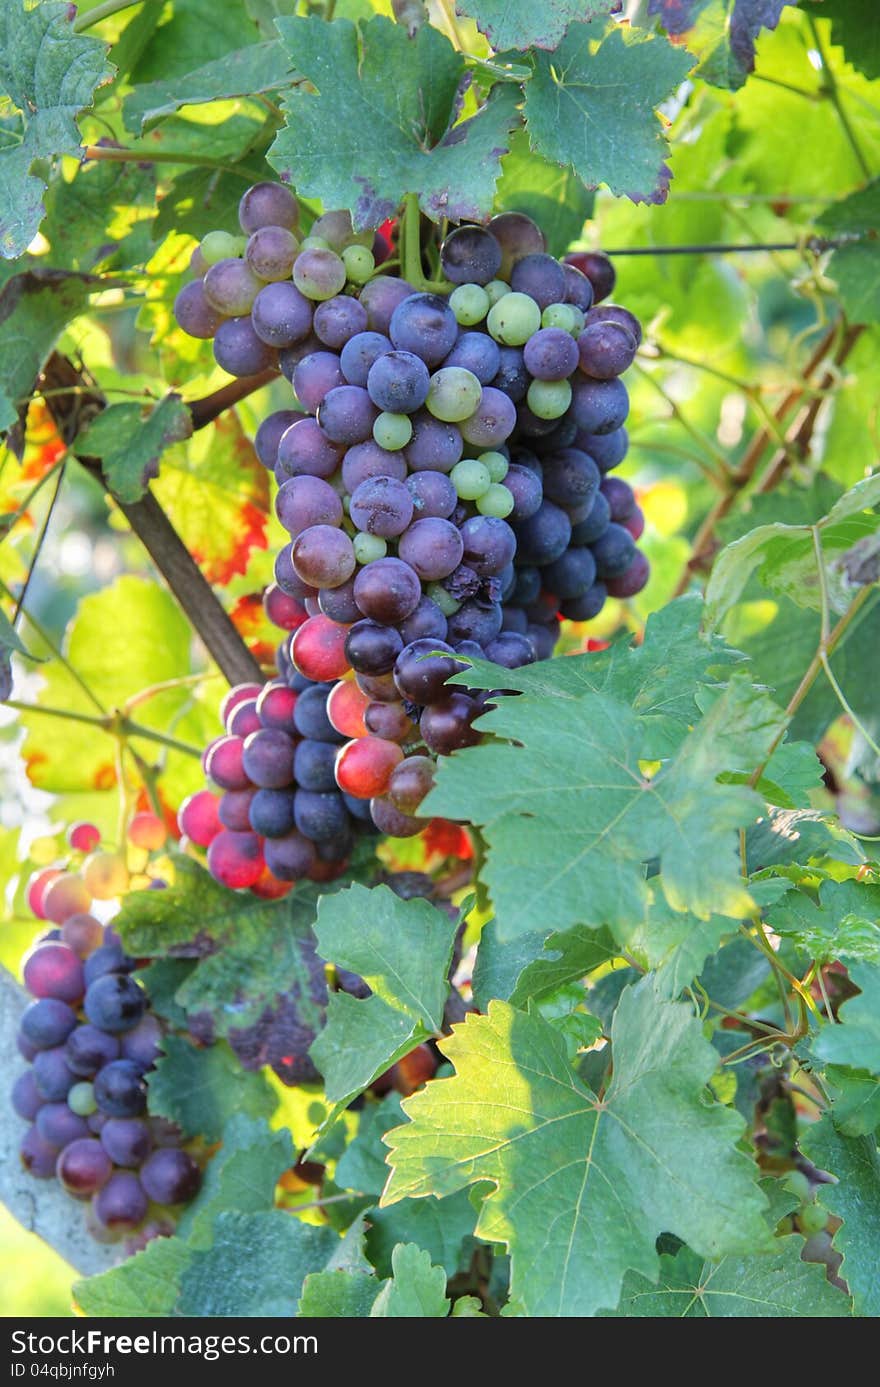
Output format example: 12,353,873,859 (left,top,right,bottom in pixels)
426,675,772,942
0,1,112,258
42,158,157,272
458,1,616,52
820,179,880,325
821,0,880,80
745,807,864,875
824,1066,880,1139
147,1035,276,1143
297,1269,382,1317
493,127,594,257
73,1237,192,1318
633,889,735,998
384,982,770,1317
802,1116,880,1318
114,857,328,1084
128,0,261,83
177,1114,294,1249
523,20,694,204
75,396,193,504
310,884,457,1116
177,1211,337,1317
704,474,880,631
603,1236,851,1316
767,884,880,967
648,0,796,91
370,1244,449,1318
269,16,520,228
367,1190,478,1280
123,41,294,131
472,921,617,1010
813,963,880,1074
0,269,98,431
